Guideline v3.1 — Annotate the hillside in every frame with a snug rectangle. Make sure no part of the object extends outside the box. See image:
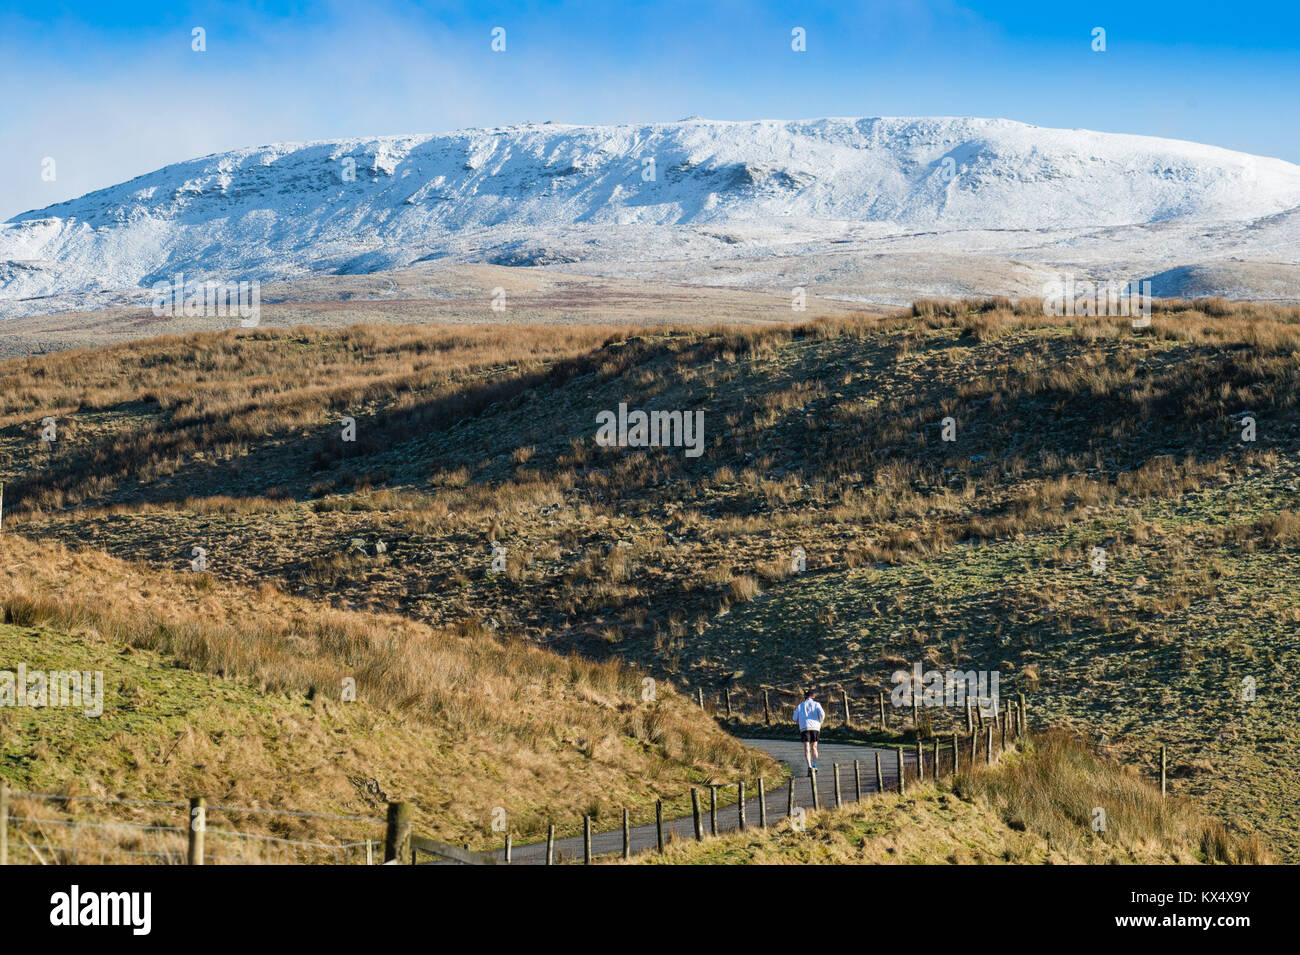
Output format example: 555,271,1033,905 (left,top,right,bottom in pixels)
5,117,1300,317
2,298,1296,859
0,534,777,861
